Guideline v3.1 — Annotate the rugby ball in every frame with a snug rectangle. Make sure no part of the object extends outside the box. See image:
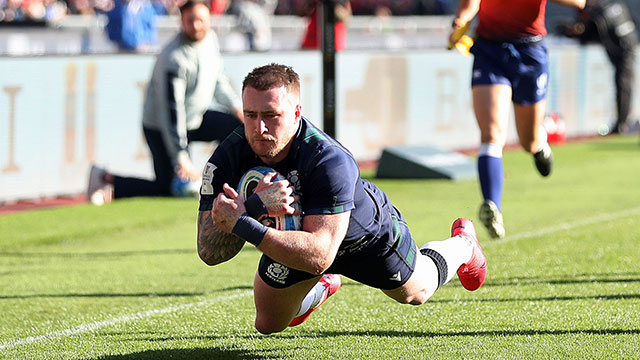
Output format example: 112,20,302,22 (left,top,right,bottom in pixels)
237,166,301,231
